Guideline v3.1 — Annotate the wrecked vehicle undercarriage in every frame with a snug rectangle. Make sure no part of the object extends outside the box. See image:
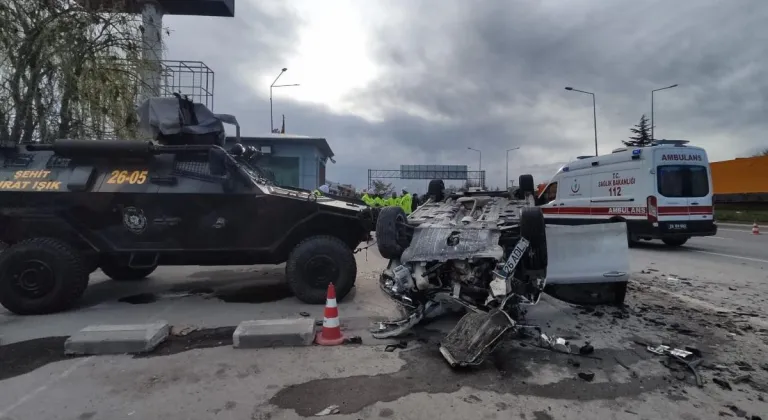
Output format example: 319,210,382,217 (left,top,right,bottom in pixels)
372,176,548,367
